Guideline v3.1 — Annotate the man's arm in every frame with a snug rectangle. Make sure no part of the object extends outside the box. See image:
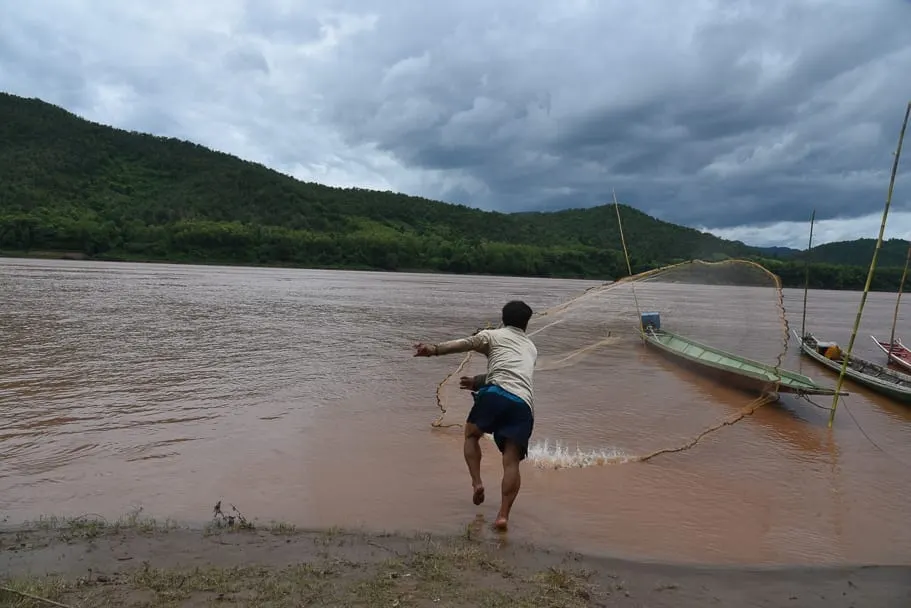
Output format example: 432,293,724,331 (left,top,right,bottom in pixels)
435,331,490,355
413,331,491,357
